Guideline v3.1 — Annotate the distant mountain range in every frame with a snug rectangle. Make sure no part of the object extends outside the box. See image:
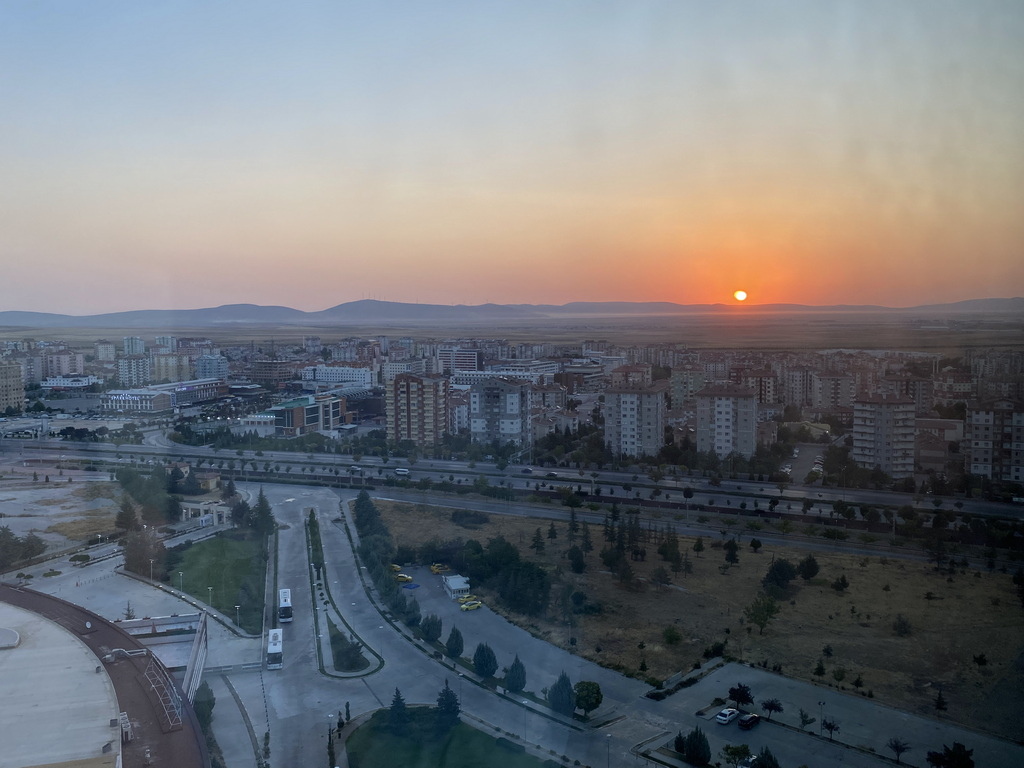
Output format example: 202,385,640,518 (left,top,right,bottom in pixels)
0,297,1021,329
